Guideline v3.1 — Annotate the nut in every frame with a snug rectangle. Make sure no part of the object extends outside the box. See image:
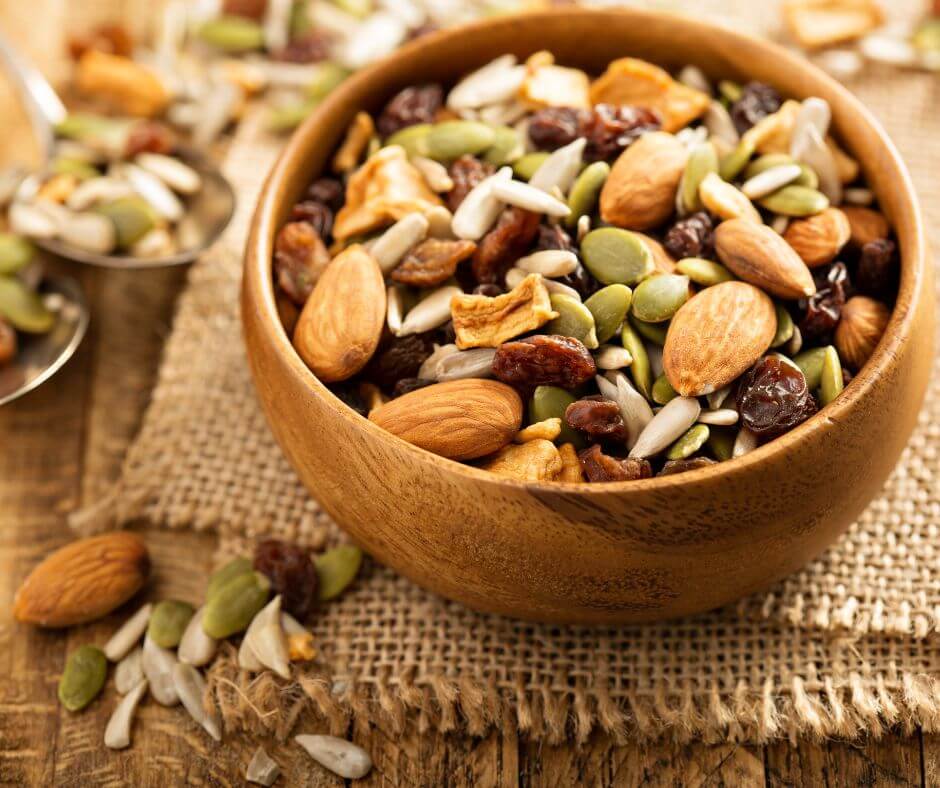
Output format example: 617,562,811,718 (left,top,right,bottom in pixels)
451,272,556,349
783,207,851,267
76,50,169,117
14,532,149,628
514,417,562,443
332,111,376,173
480,439,563,481
840,205,890,246
834,295,890,370
699,172,762,223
